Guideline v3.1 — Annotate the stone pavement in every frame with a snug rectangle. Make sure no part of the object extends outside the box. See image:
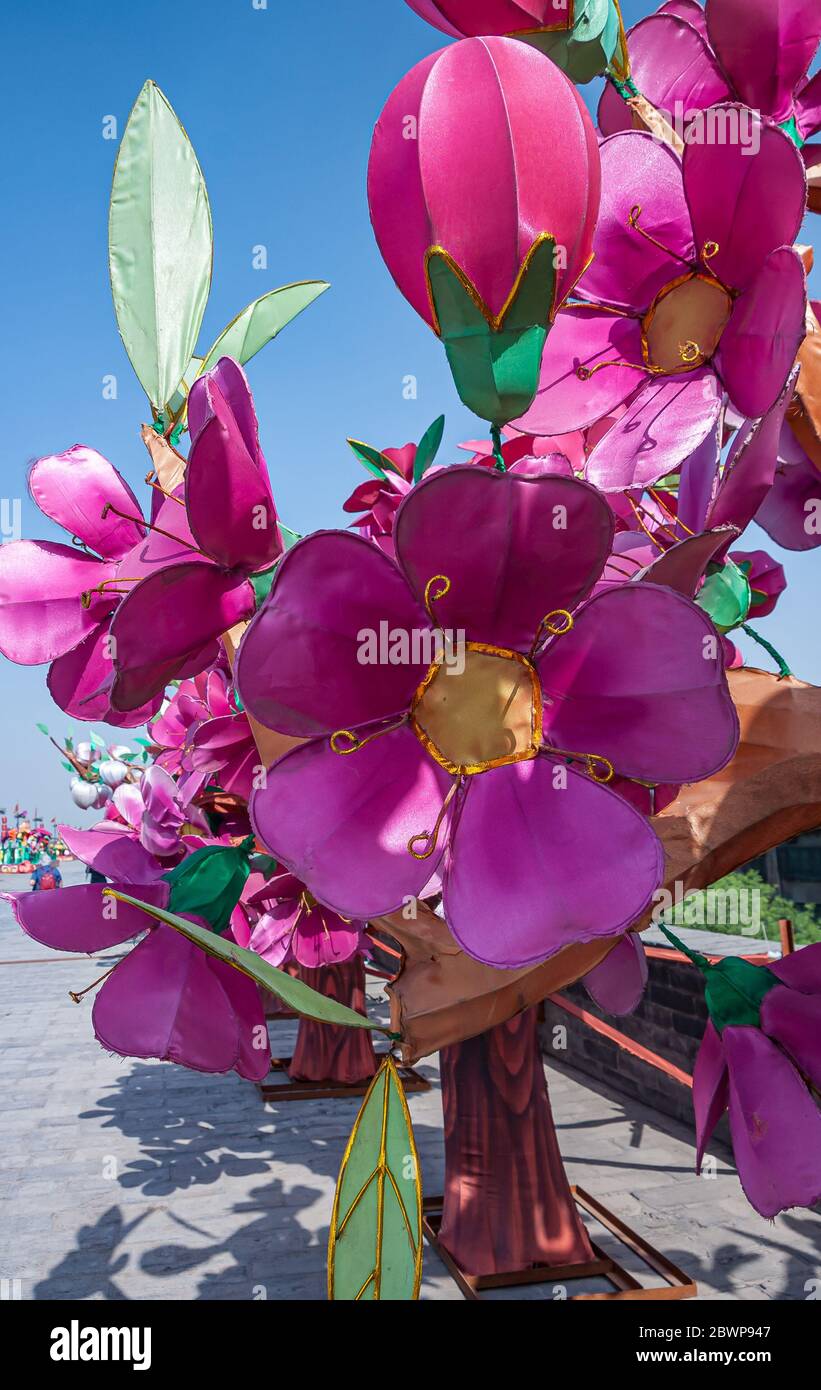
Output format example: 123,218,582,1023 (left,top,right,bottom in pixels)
1,864,819,1302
